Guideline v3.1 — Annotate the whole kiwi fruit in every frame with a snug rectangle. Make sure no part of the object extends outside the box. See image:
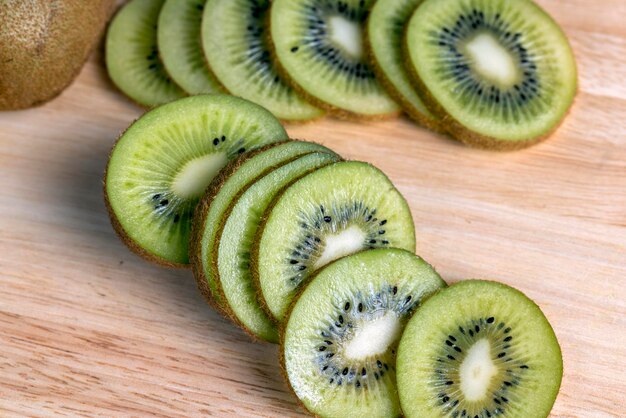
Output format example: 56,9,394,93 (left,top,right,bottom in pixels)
0,0,115,110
